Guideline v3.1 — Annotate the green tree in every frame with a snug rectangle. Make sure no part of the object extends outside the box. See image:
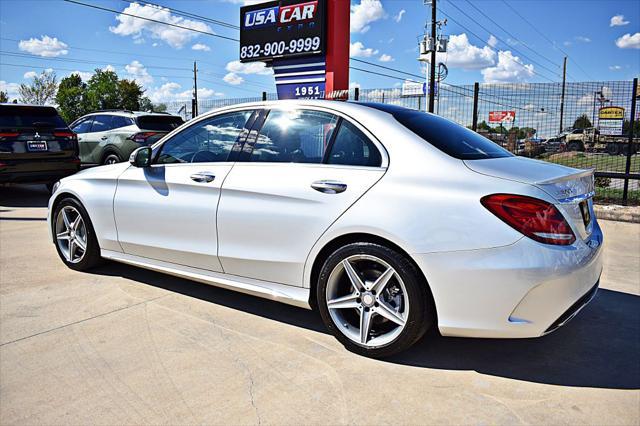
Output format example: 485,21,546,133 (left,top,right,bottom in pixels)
19,70,57,105
0,91,8,103
622,119,640,137
573,114,592,129
85,69,120,110
56,73,88,123
118,79,144,111
139,96,167,113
